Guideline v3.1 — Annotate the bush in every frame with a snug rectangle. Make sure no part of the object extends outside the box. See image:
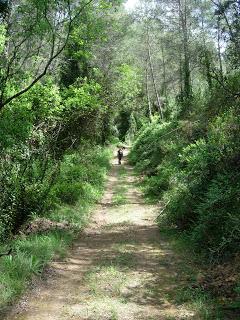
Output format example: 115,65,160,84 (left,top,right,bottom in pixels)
192,171,240,260
129,120,178,174
0,144,111,308
0,147,56,240
0,142,111,241
52,145,111,206
130,106,240,260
